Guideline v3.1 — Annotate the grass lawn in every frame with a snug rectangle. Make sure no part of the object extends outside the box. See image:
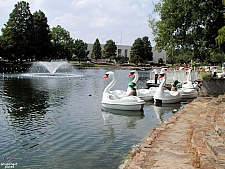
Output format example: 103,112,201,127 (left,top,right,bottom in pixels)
70,61,122,68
